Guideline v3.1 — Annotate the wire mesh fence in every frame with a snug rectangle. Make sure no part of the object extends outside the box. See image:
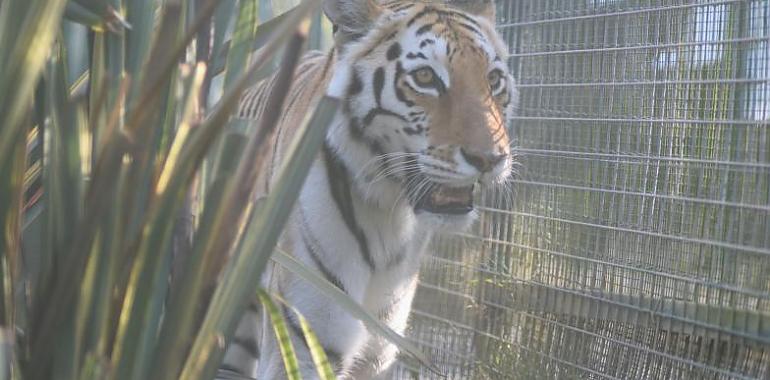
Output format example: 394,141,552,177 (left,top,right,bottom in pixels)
395,0,770,378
